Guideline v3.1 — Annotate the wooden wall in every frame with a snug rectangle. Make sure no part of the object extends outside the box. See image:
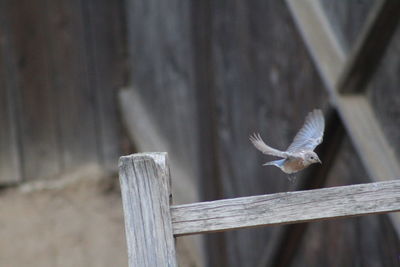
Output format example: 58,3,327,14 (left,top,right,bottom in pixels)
0,0,126,183
124,0,400,266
